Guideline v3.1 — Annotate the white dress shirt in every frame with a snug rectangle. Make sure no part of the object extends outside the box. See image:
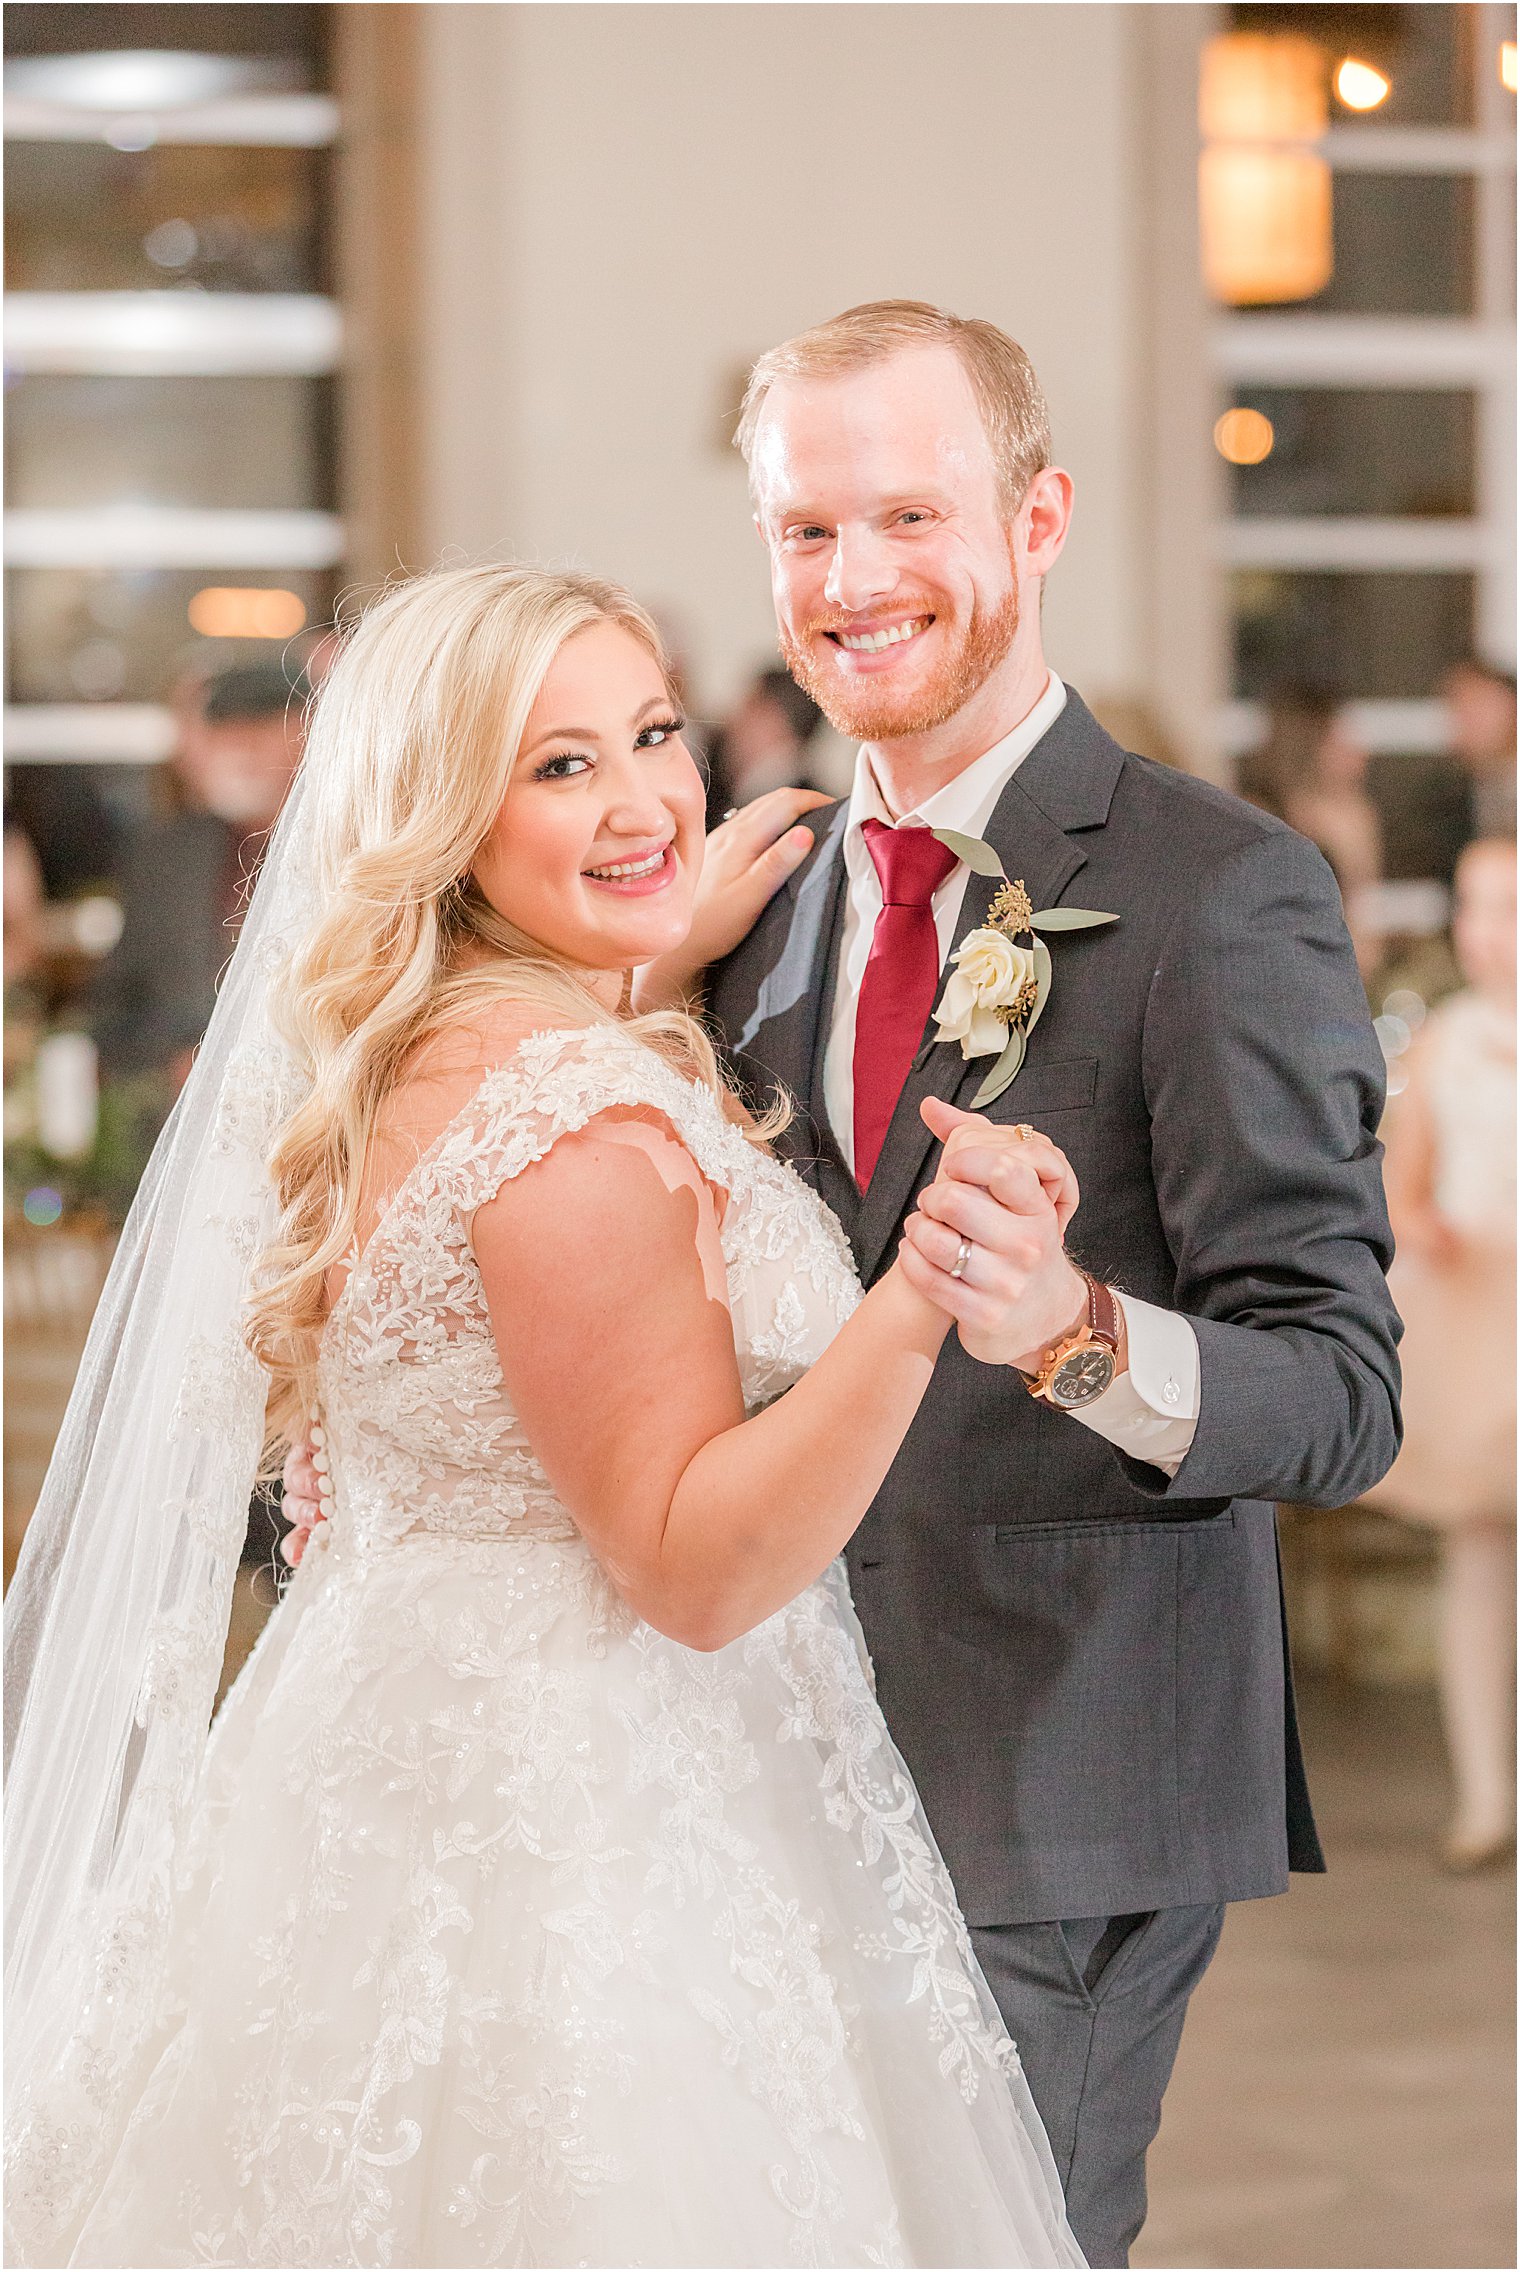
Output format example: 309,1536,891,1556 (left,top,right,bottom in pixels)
822,673,1200,1476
